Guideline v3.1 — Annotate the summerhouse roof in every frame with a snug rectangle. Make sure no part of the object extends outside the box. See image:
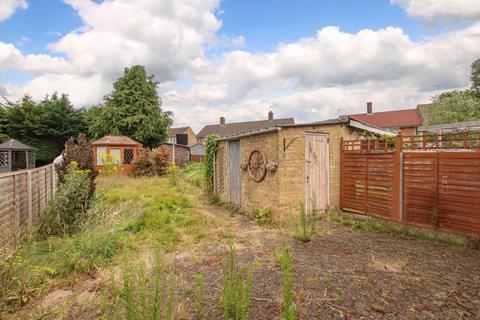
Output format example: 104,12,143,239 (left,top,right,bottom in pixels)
91,135,141,146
